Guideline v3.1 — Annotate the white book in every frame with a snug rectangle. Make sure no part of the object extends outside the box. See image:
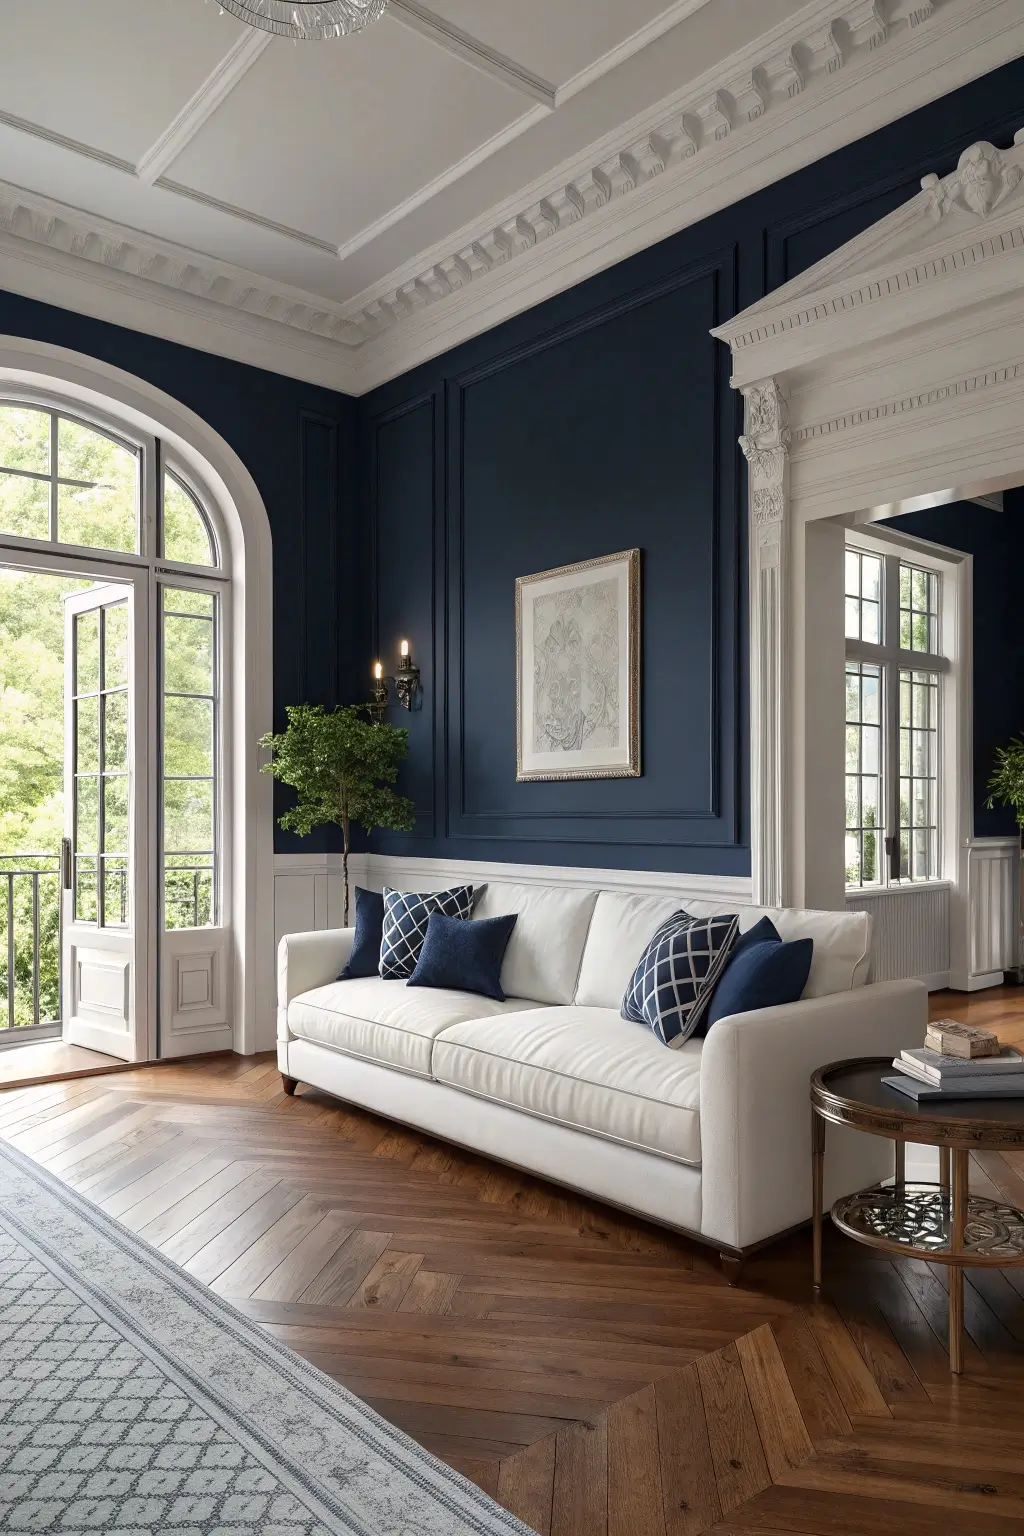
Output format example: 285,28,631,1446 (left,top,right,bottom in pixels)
898,1046,1024,1082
